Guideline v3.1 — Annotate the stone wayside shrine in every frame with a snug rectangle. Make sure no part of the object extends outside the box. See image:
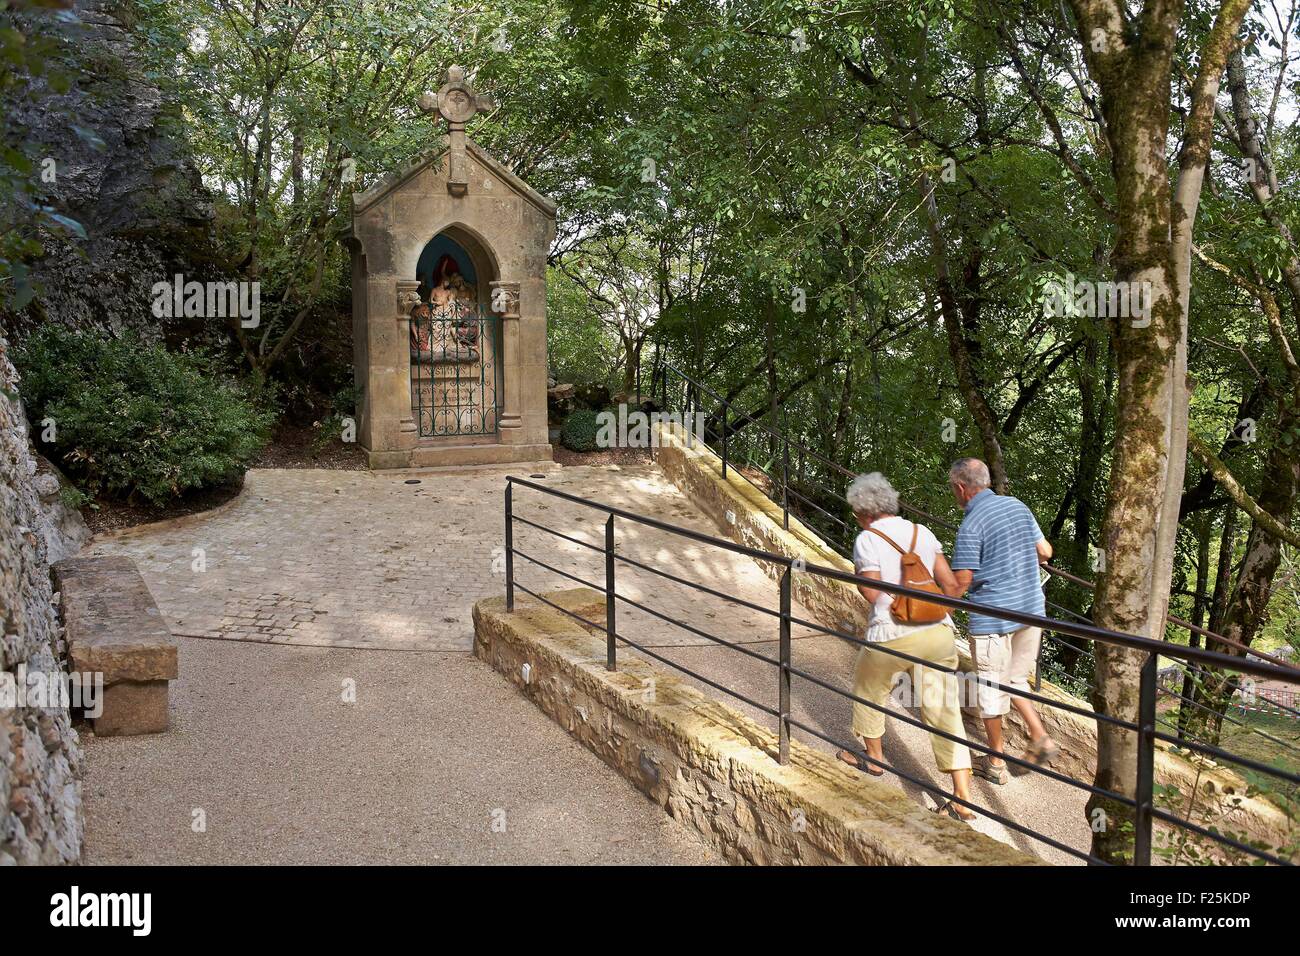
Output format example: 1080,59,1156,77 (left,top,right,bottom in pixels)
348,66,555,468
